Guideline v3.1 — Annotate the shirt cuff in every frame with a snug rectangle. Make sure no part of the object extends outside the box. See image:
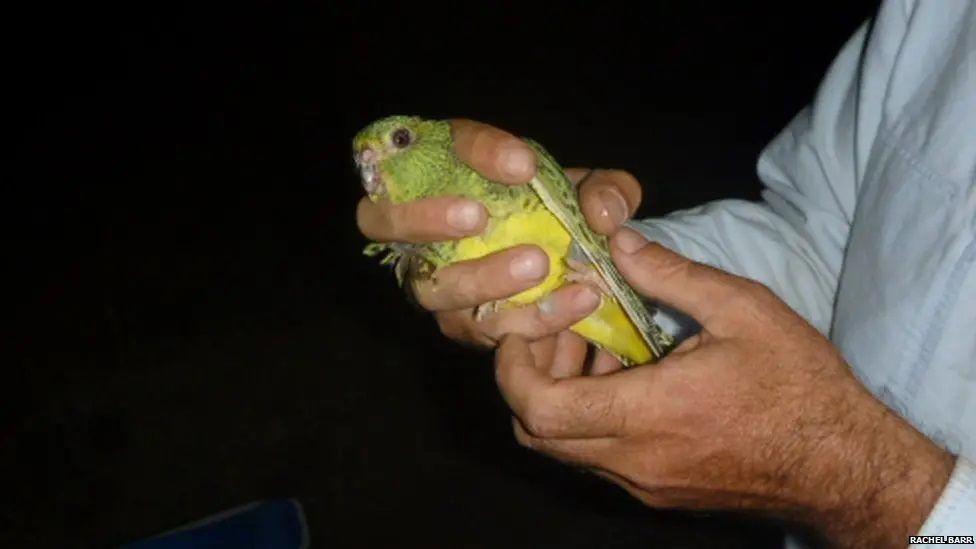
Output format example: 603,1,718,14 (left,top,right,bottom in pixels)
910,458,976,547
